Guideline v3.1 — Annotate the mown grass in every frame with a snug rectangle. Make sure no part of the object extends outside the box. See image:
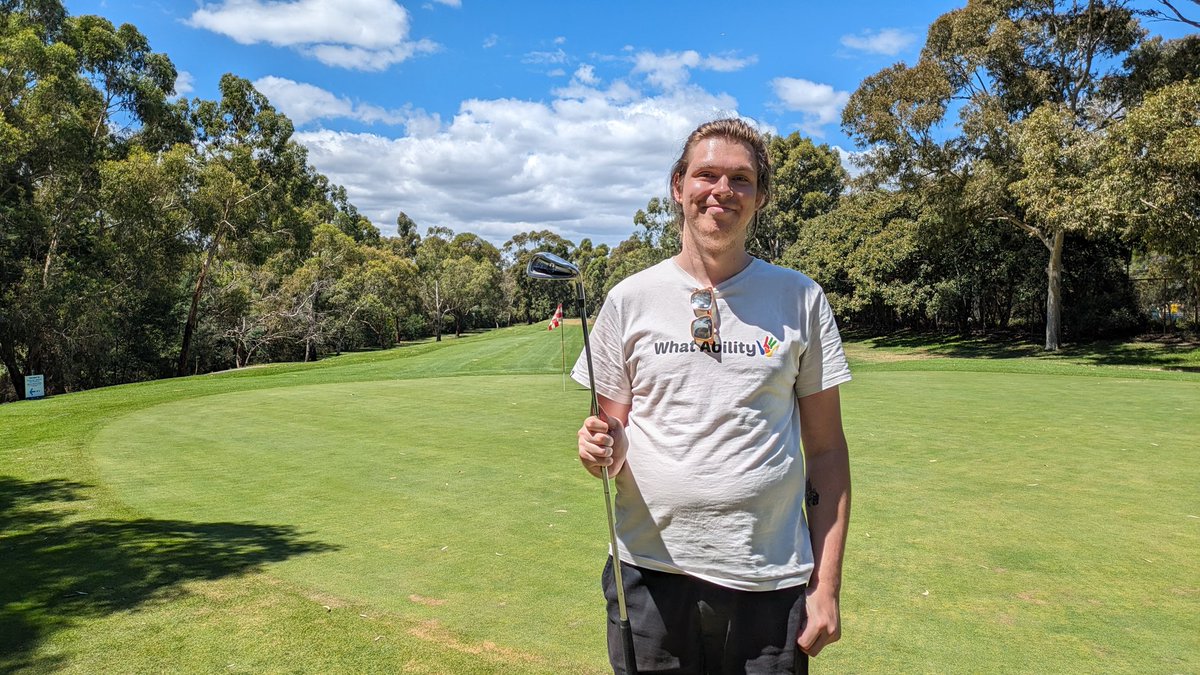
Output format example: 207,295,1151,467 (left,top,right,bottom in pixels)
1,325,1197,673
